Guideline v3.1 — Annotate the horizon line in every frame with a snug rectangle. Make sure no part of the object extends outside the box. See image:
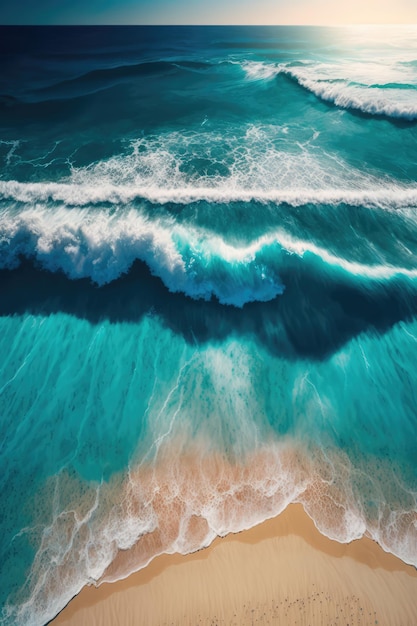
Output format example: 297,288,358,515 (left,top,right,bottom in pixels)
1,22,416,27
